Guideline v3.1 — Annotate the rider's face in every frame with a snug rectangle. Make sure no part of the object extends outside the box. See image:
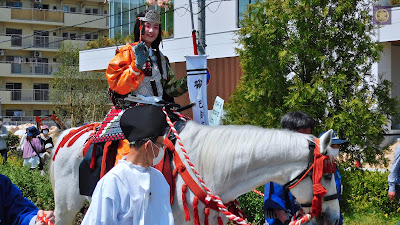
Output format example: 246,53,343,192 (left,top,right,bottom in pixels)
142,22,159,47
